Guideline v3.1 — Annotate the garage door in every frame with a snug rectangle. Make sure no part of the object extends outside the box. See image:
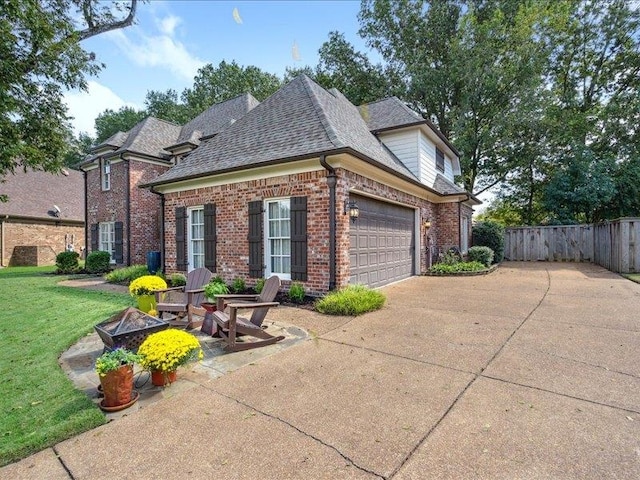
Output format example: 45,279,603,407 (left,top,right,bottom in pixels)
349,195,415,288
